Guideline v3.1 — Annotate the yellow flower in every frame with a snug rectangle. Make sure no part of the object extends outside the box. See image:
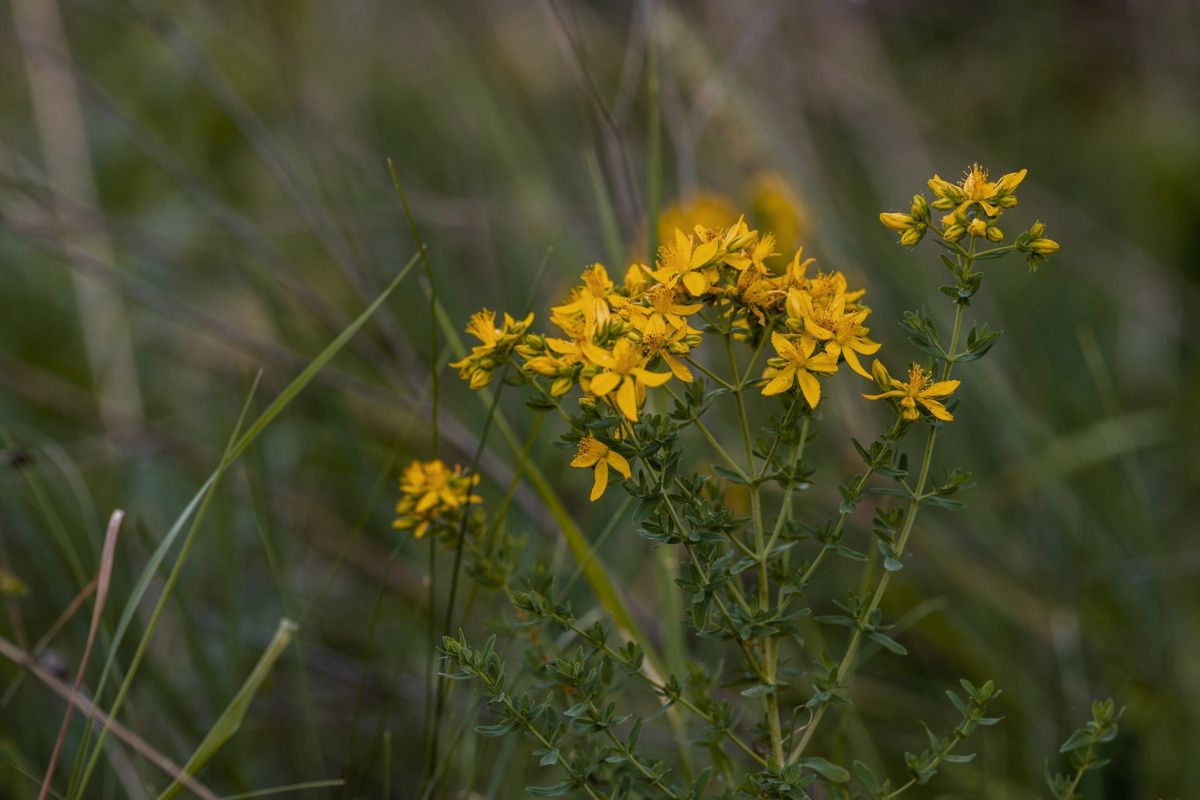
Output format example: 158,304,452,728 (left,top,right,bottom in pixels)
626,283,703,333
863,361,960,422
636,315,698,382
929,163,1026,219
789,290,880,378
584,338,673,420
571,435,632,501
450,309,534,389
393,460,482,538
724,231,778,273
761,332,839,407
652,228,723,297
551,263,615,333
